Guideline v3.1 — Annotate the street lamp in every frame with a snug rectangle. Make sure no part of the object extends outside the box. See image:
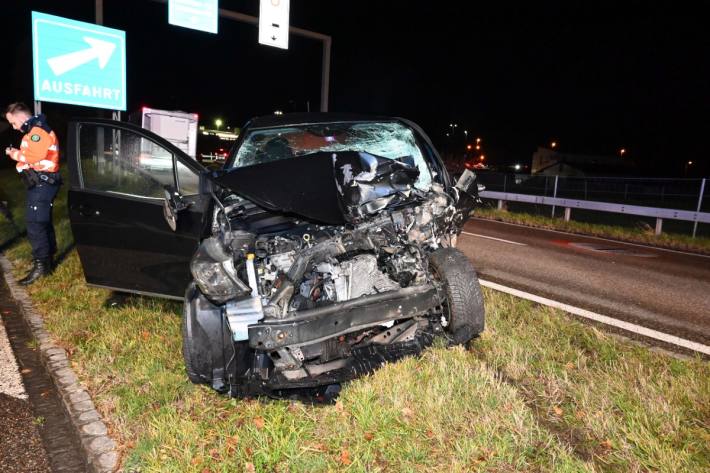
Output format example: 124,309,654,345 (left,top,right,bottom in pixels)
215,118,223,130
551,141,557,149
619,148,626,157
685,160,694,176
